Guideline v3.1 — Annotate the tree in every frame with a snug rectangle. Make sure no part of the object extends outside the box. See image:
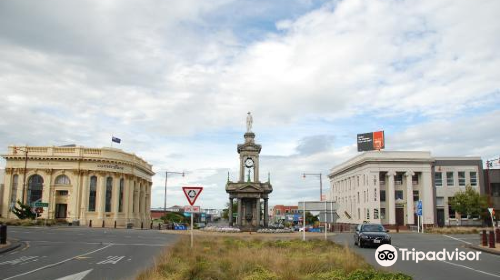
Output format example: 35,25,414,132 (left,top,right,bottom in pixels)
449,185,488,220
12,200,37,220
222,202,238,220
161,212,187,224
305,211,319,225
